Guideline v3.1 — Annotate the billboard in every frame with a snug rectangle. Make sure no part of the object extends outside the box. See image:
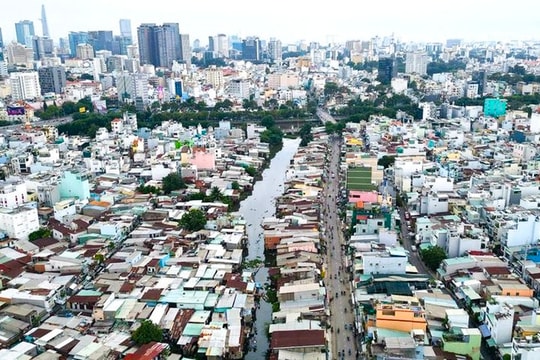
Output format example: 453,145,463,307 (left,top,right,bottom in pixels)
7,106,25,116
